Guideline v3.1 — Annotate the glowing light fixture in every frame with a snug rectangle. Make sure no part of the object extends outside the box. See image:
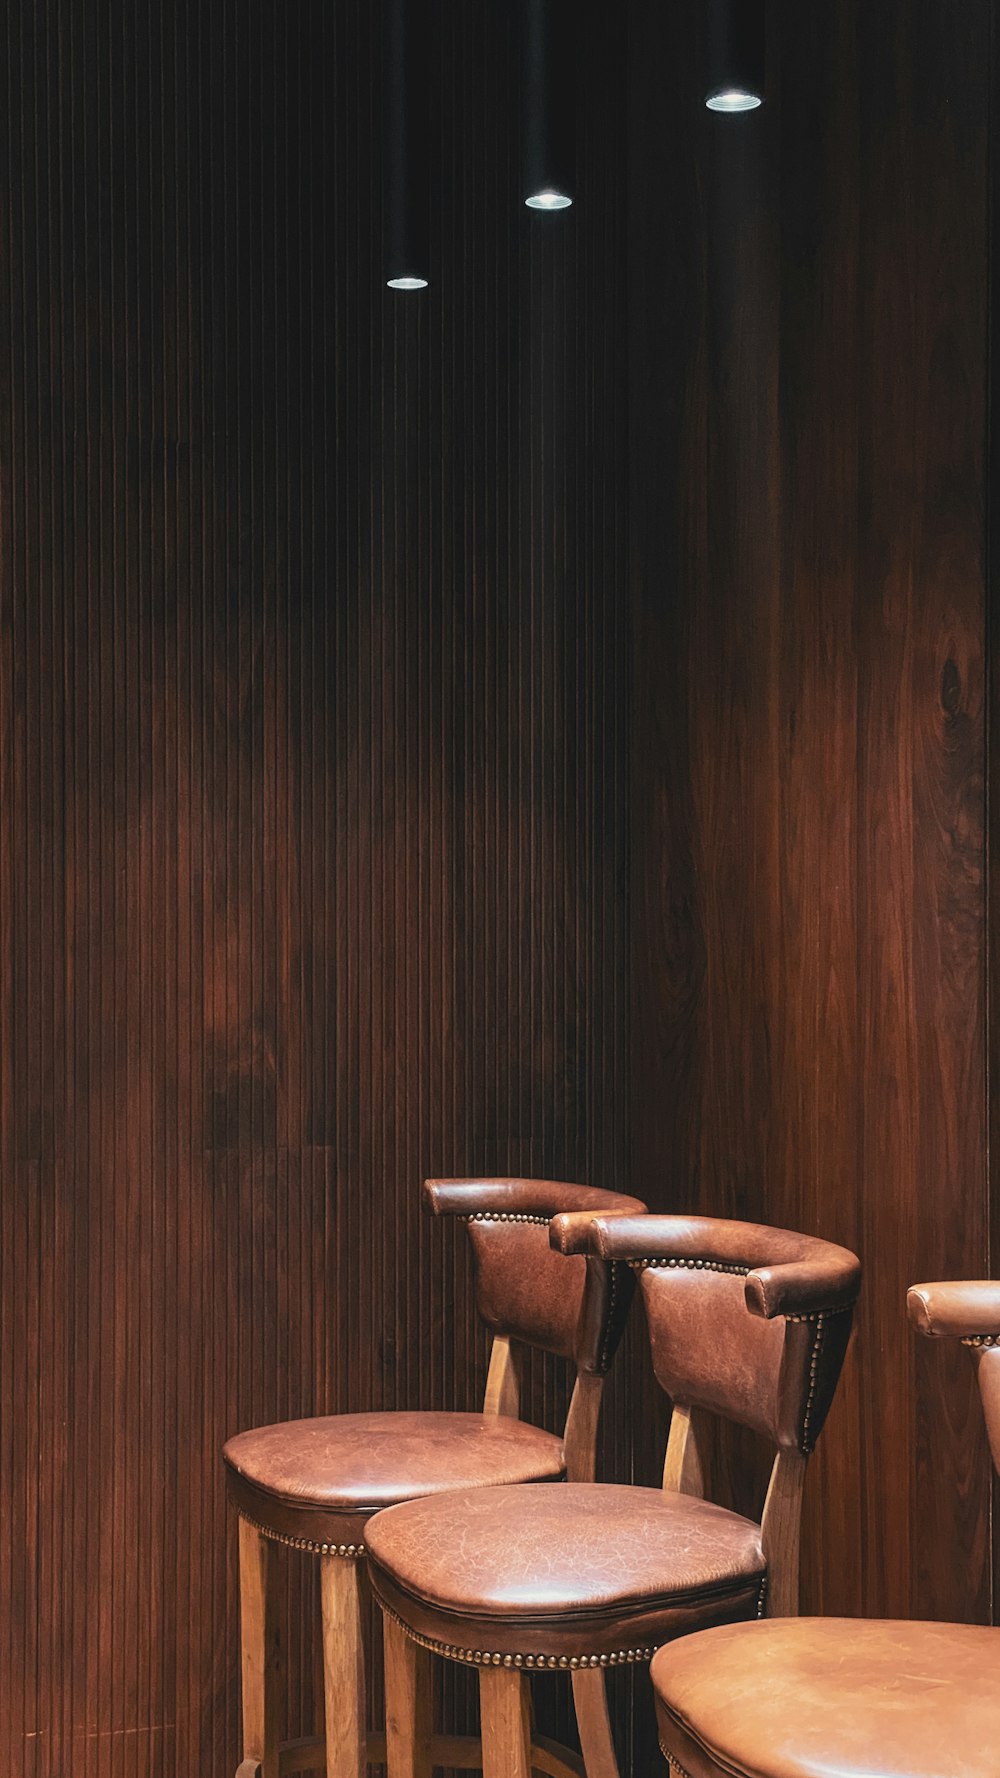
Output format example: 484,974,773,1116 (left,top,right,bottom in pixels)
525,189,572,211
384,0,429,290
705,0,765,112
523,0,574,212
706,88,762,113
